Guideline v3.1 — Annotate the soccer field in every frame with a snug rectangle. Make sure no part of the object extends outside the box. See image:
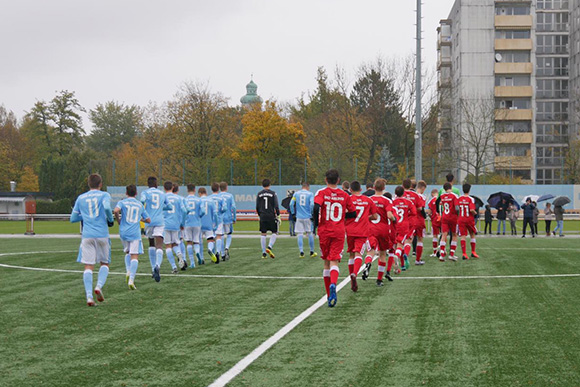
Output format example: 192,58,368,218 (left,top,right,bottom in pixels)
1,236,579,387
